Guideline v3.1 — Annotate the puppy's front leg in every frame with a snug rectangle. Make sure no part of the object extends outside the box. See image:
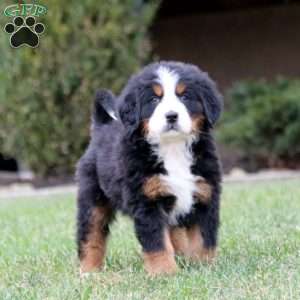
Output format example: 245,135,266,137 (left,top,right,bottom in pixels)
134,204,177,276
